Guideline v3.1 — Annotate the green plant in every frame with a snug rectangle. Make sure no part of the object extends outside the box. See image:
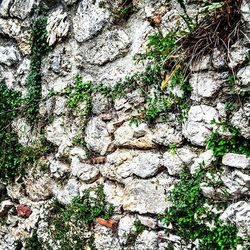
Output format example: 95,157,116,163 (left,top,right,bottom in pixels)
49,185,113,249
24,231,44,250
64,75,93,117
227,74,237,91
0,82,26,181
163,166,242,249
207,122,250,157
25,6,51,122
126,220,145,246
